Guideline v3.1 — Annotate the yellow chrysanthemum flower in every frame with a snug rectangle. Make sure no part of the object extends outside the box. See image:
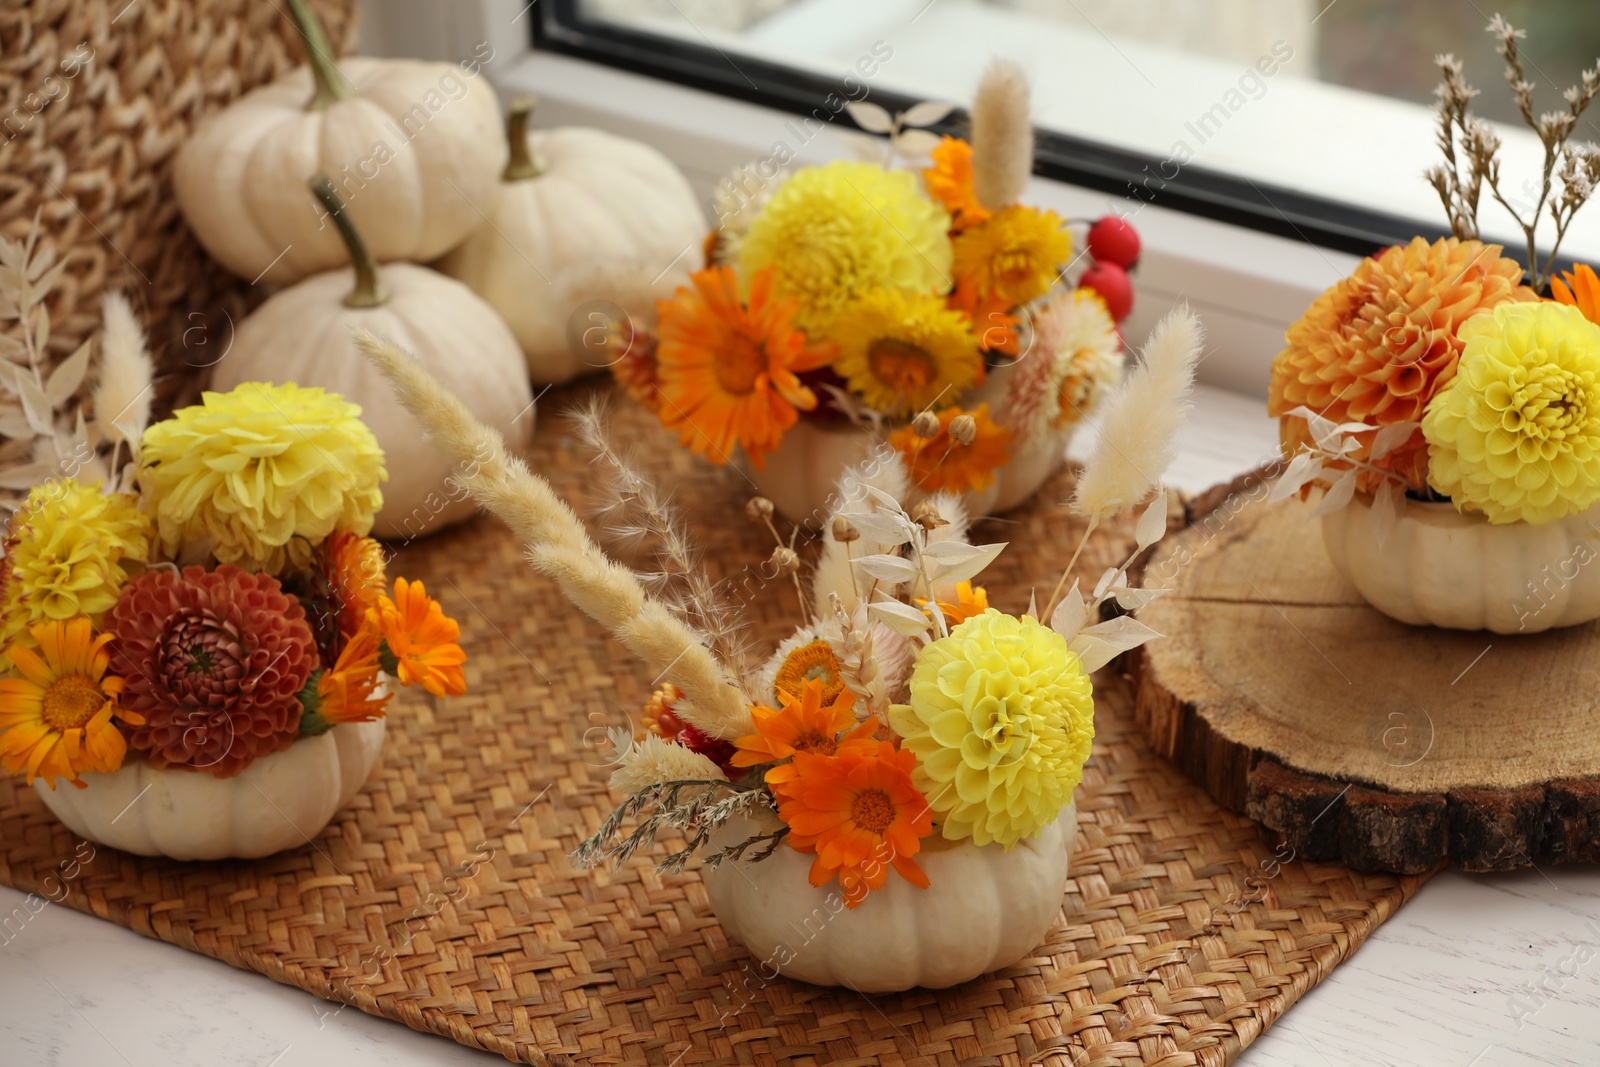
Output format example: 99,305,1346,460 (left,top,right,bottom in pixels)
889,609,1093,848
829,287,983,416
952,205,1072,307
139,383,386,572
738,160,952,335
1423,302,1600,525
0,480,149,652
